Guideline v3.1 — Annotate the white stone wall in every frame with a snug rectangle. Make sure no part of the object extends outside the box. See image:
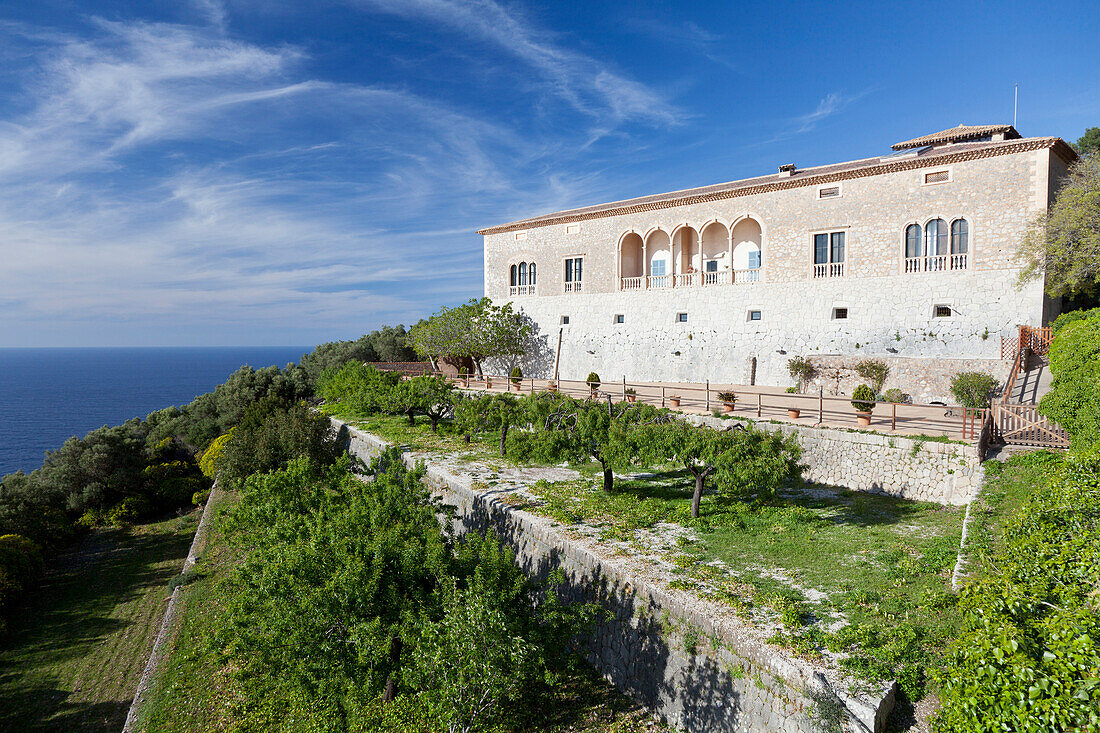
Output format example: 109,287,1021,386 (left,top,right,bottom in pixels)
504,269,1041,392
